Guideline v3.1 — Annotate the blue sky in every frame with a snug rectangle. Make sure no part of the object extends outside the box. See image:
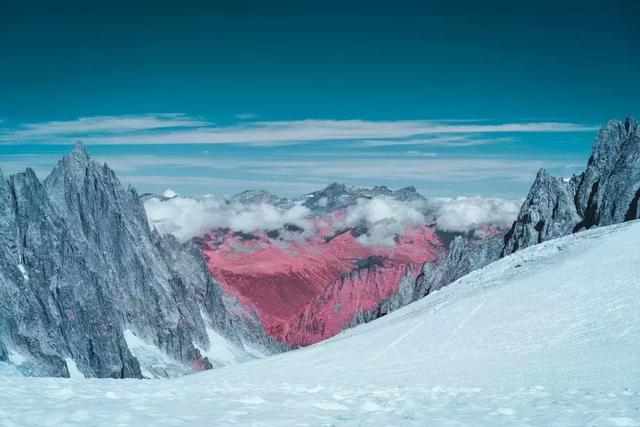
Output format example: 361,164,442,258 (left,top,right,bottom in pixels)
0,0,638,197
